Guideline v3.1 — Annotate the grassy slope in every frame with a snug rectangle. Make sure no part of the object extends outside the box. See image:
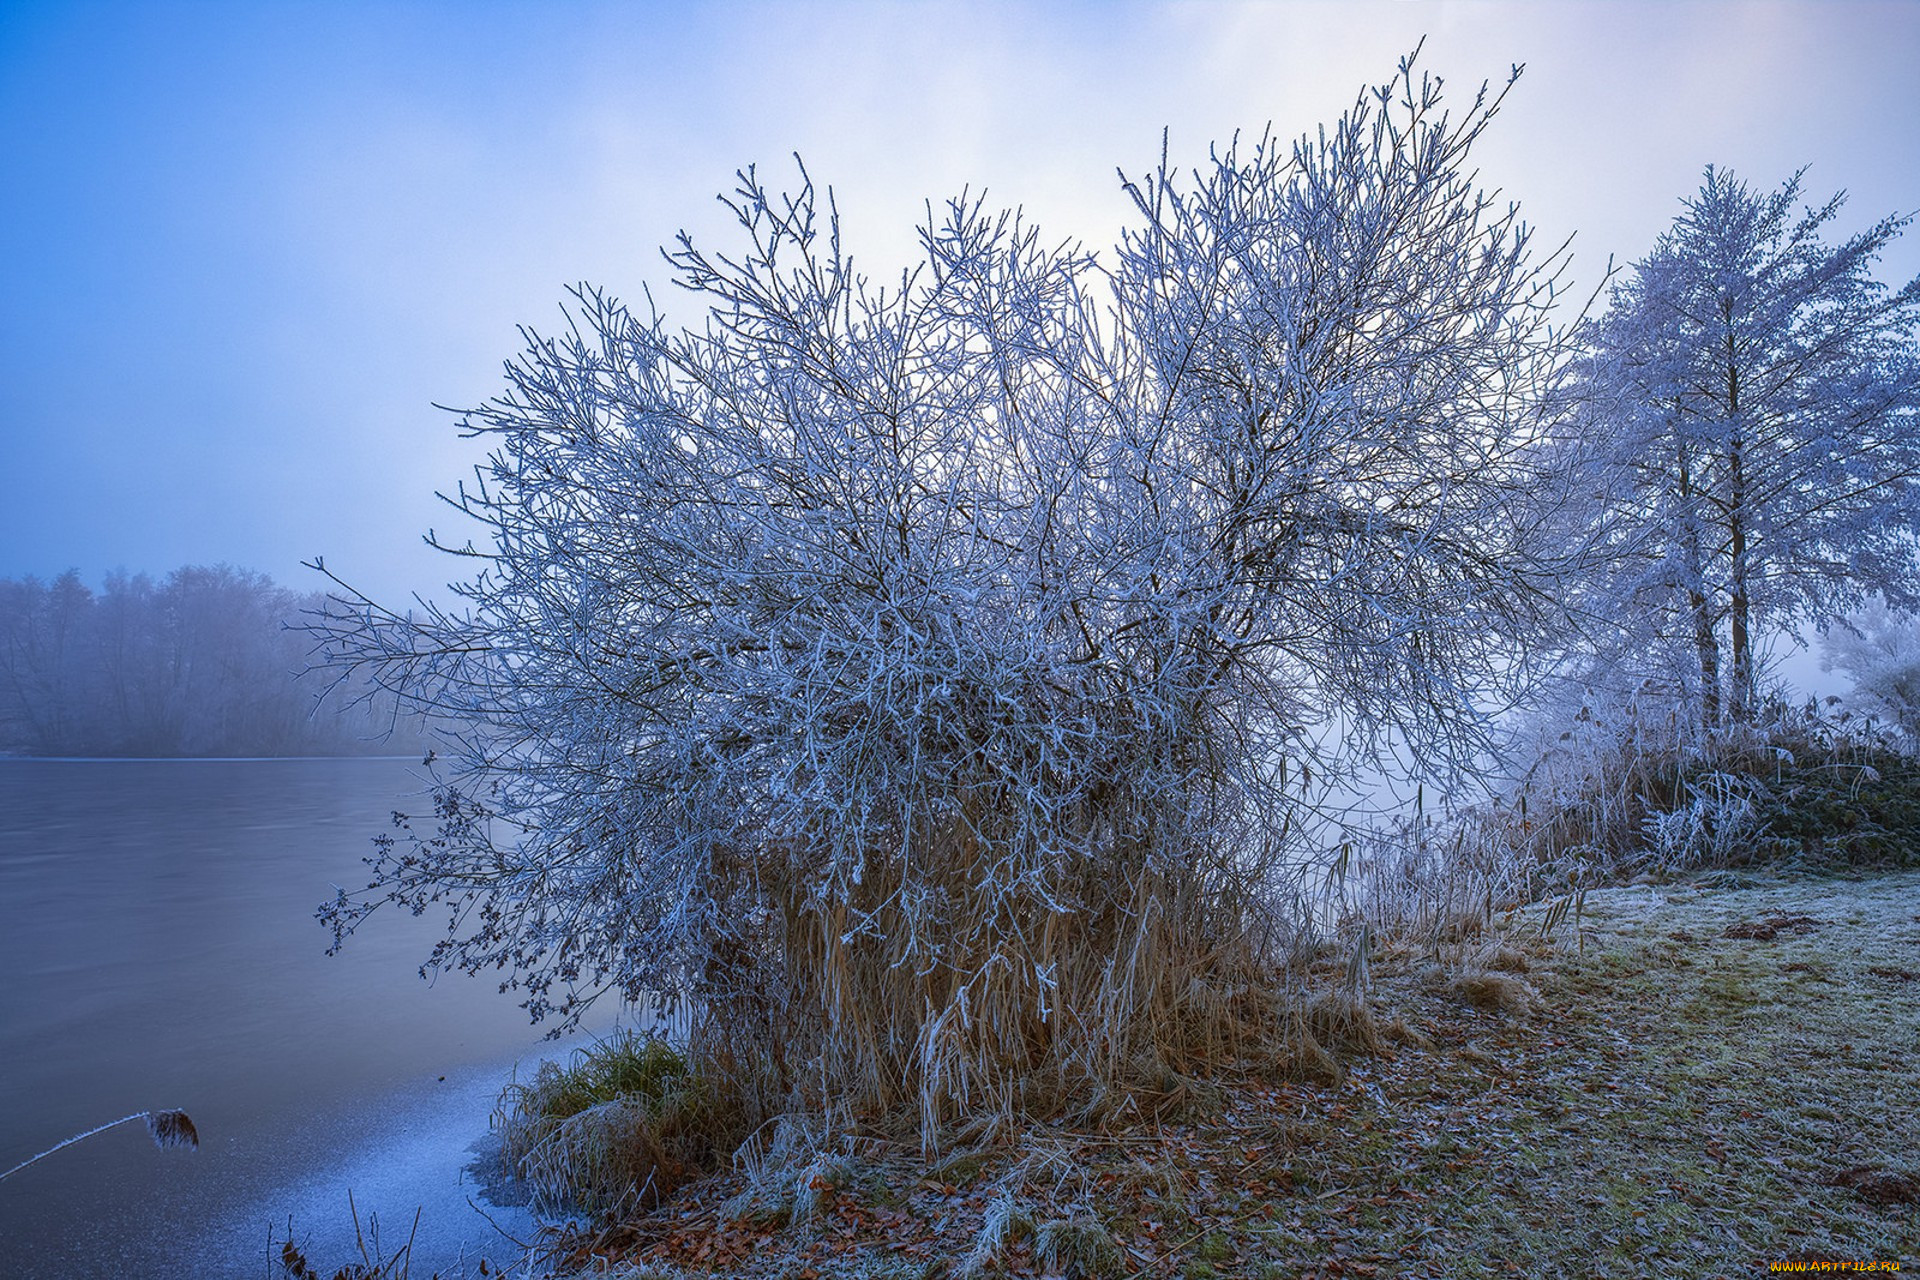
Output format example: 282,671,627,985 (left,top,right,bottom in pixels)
1342,868,1920,1278
559,869,1920,1280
